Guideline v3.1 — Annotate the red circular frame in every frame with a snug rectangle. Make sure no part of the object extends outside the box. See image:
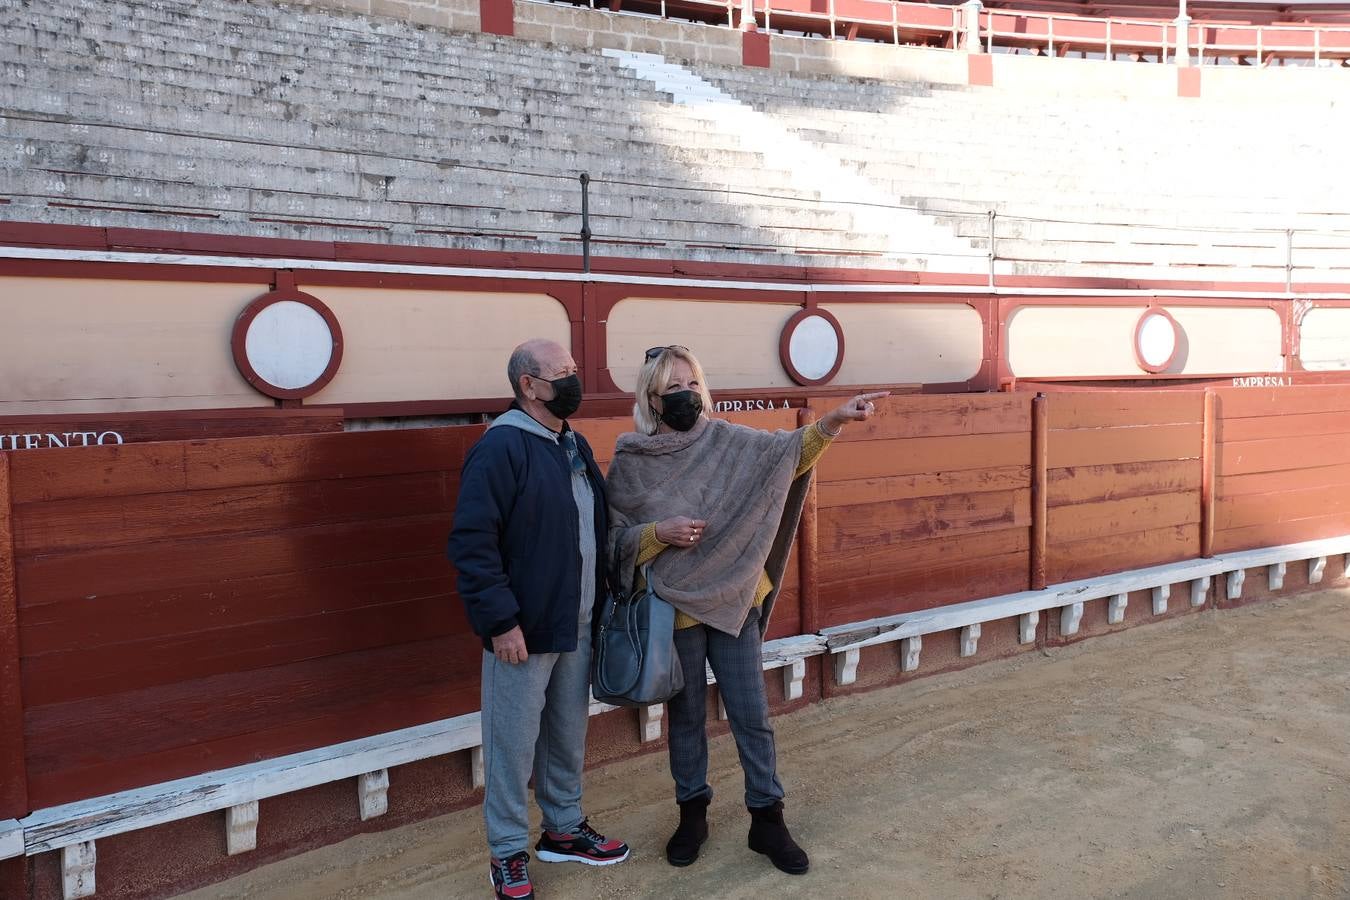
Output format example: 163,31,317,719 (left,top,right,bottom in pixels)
1132,306,1181,375
779,308,846,387
231,290,345,400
